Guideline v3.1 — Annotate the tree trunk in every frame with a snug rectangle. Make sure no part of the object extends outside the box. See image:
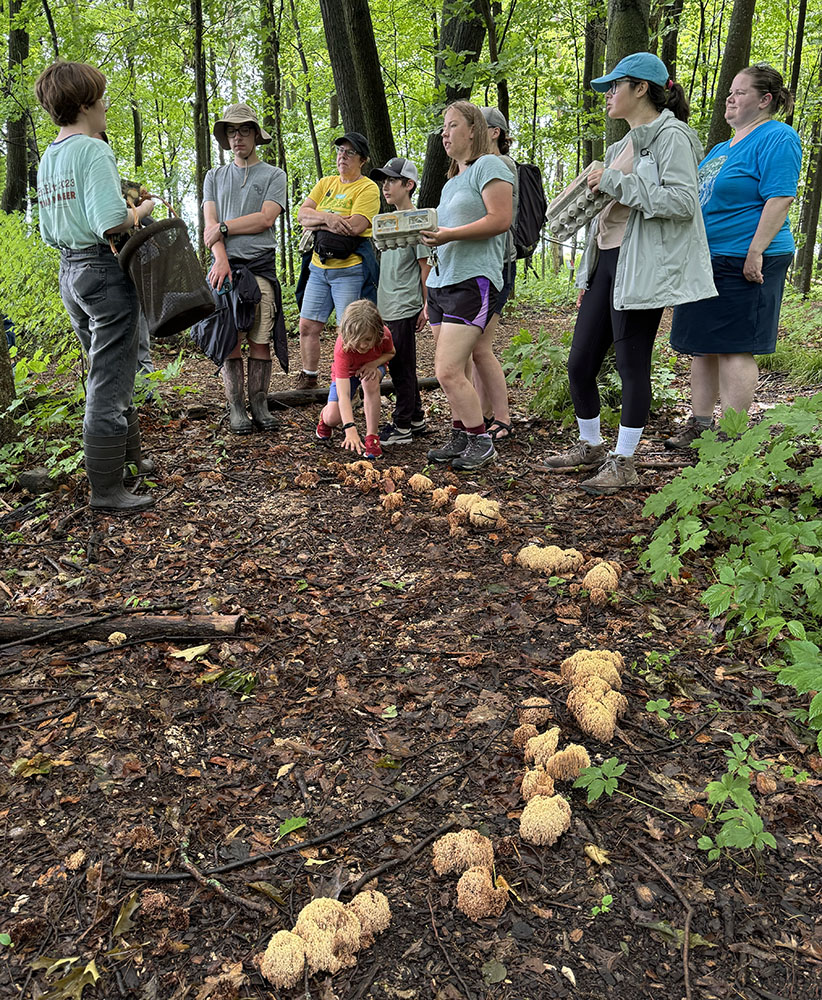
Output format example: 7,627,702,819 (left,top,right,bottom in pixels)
261,0,293,285
191,0,211,259
41,0,59,58
2,0,30,214
318,0,366,136
785,0,806,128
418,0,487,209
605,0,650,146
267,377,440,409
289,0,323,179
660,0,685,77
583,0,606,166
319,0,397,170
794,53,822,292
479,0,510,123
705,0,757,152
0,327,16,447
